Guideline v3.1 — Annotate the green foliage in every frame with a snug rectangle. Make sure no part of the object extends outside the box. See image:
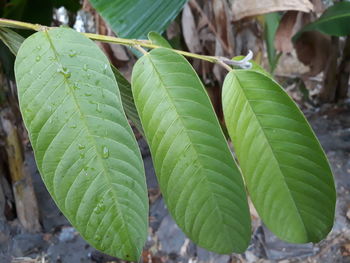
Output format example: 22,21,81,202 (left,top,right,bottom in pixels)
0,27,24,55
14,28,148,261
264,12,281,72
131,48,251,253
294,1,350,39
222,70,336,243
148,31,172,48
111,65,143,134
89,0,187,39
